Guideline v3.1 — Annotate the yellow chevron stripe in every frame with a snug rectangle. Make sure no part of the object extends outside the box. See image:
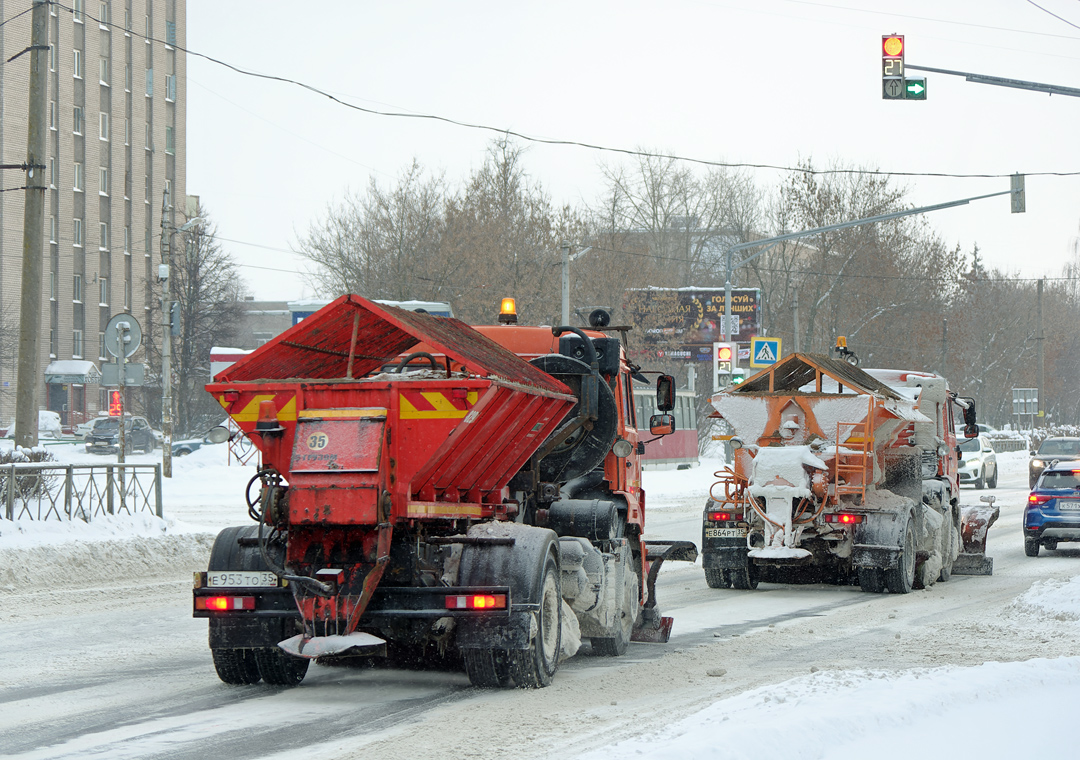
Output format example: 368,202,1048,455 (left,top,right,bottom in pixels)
230,394,278,423
398,391,477,420
406,502,484,518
